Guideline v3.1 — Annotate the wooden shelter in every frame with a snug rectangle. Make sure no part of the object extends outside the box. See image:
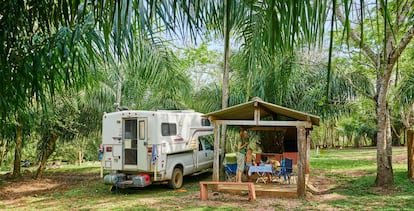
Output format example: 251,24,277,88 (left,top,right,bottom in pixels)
203,97,320,197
